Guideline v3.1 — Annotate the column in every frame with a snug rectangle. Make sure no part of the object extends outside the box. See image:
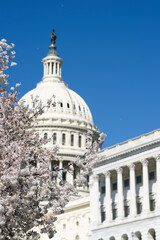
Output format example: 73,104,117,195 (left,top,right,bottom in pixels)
141,159,150,213
104,171,112,223
66,132,70,146
57,63,60,76
129,163,137,217
156,155,160,211
92,175,100,225
117,167,124,219
59,160,63,169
